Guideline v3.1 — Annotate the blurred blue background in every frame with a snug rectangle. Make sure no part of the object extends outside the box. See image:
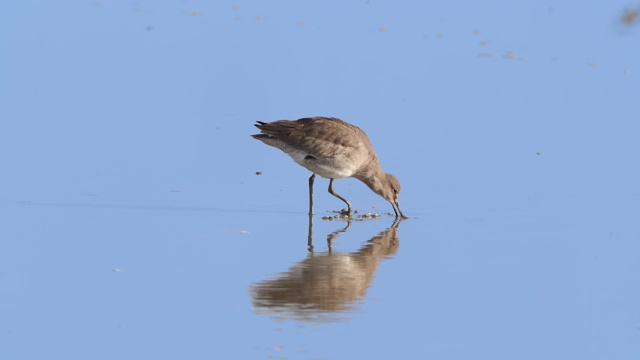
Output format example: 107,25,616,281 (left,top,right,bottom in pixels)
1,1,639,359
